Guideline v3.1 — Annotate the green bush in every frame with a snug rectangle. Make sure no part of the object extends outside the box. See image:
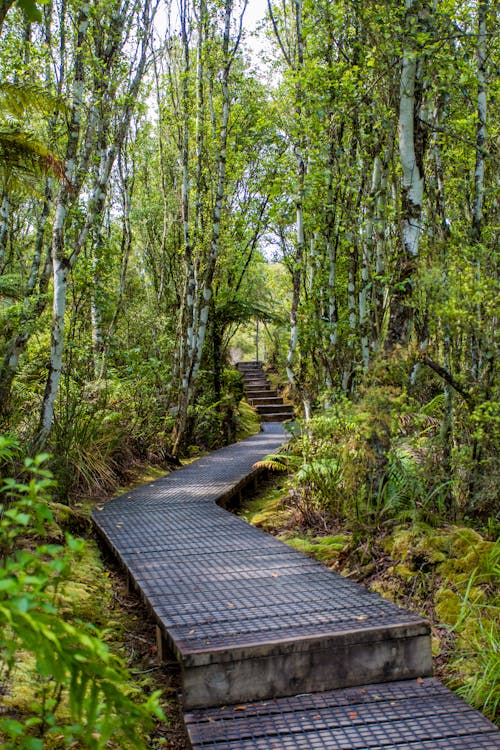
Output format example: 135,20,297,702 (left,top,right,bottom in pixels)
0,435,165,749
